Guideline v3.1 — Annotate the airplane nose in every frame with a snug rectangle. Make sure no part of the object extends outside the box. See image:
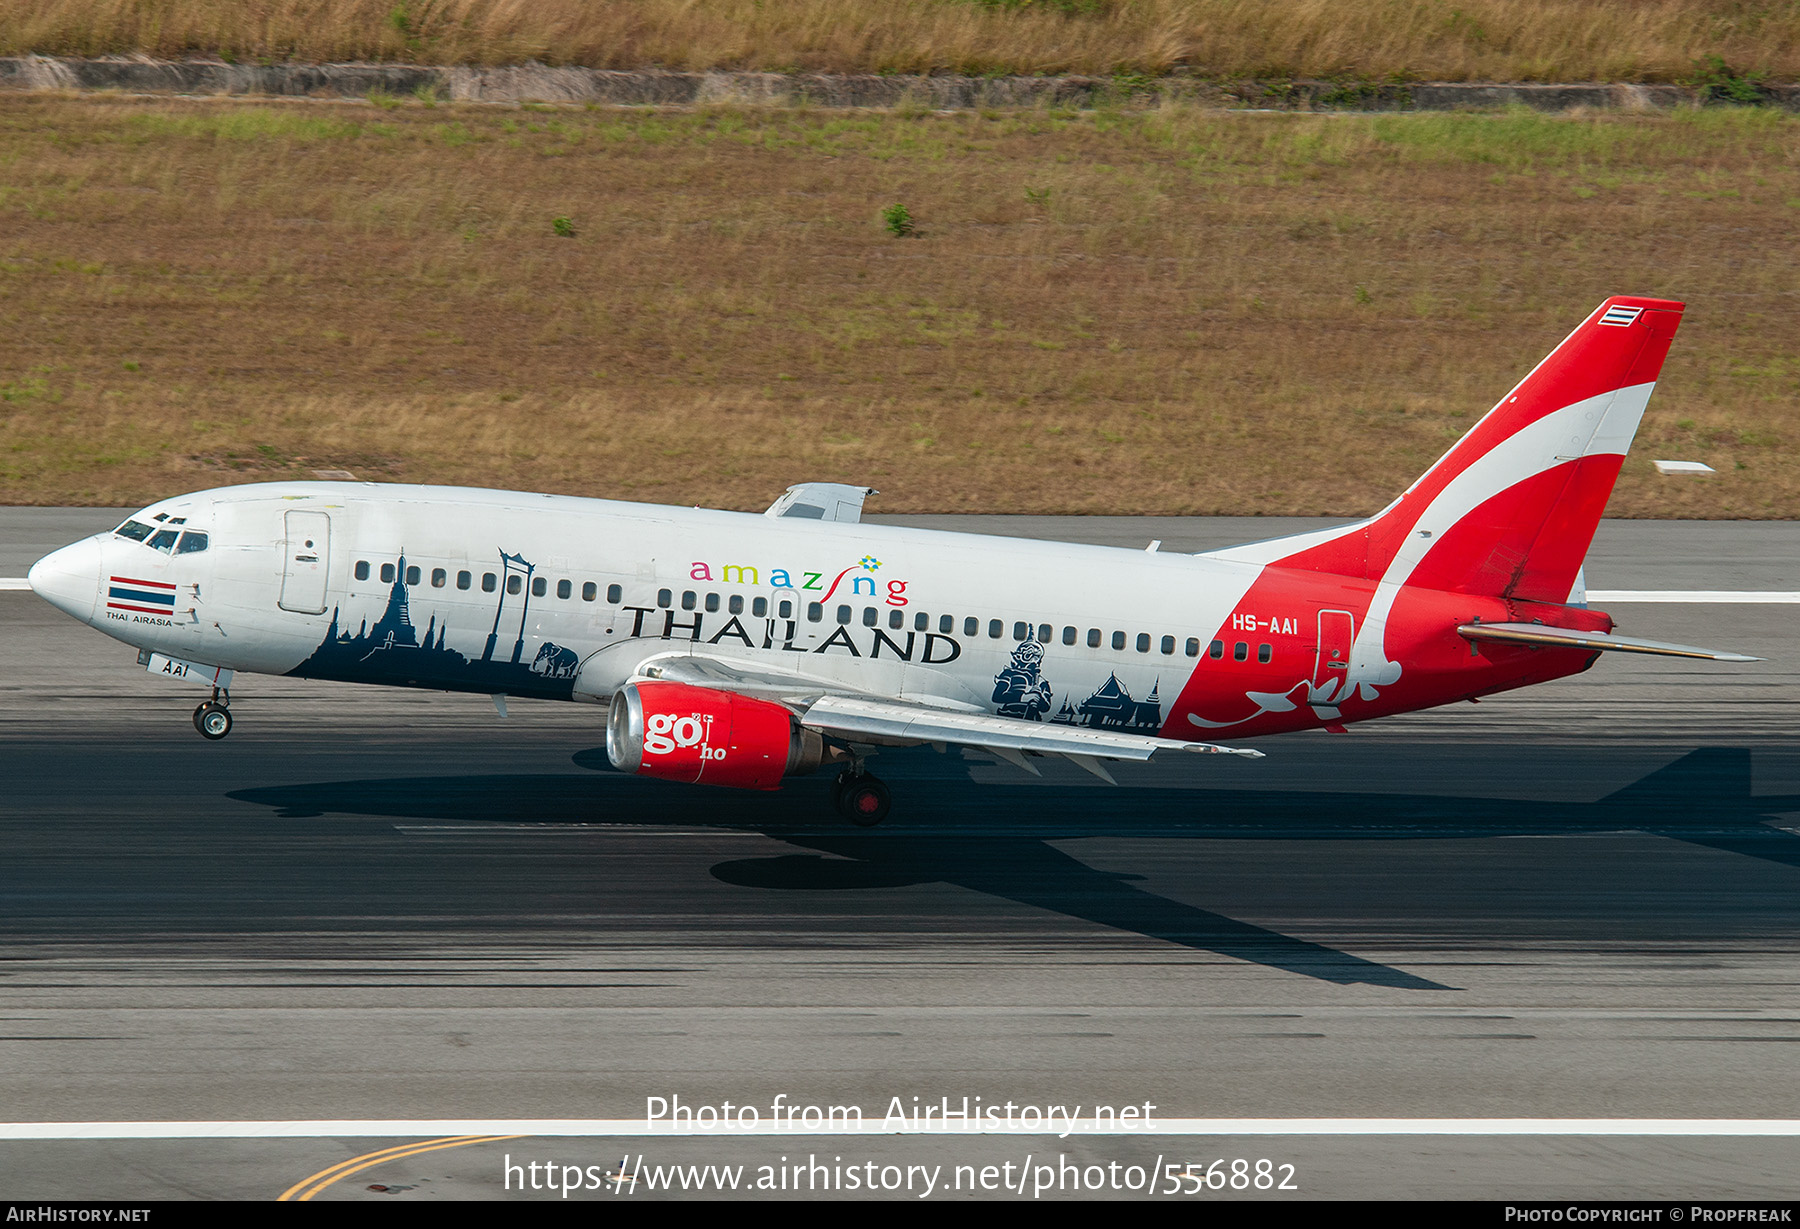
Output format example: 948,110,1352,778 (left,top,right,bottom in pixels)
27,536,104,622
